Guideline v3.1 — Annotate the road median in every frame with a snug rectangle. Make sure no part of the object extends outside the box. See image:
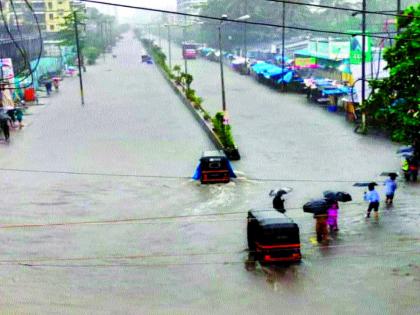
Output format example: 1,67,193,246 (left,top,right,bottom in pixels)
140,39,240,160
